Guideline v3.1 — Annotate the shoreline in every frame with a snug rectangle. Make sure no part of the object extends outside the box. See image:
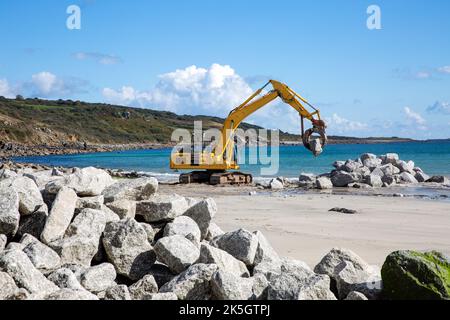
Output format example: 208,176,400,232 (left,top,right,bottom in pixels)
0,142,175,159
2,160,450,202
1,138,441,159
